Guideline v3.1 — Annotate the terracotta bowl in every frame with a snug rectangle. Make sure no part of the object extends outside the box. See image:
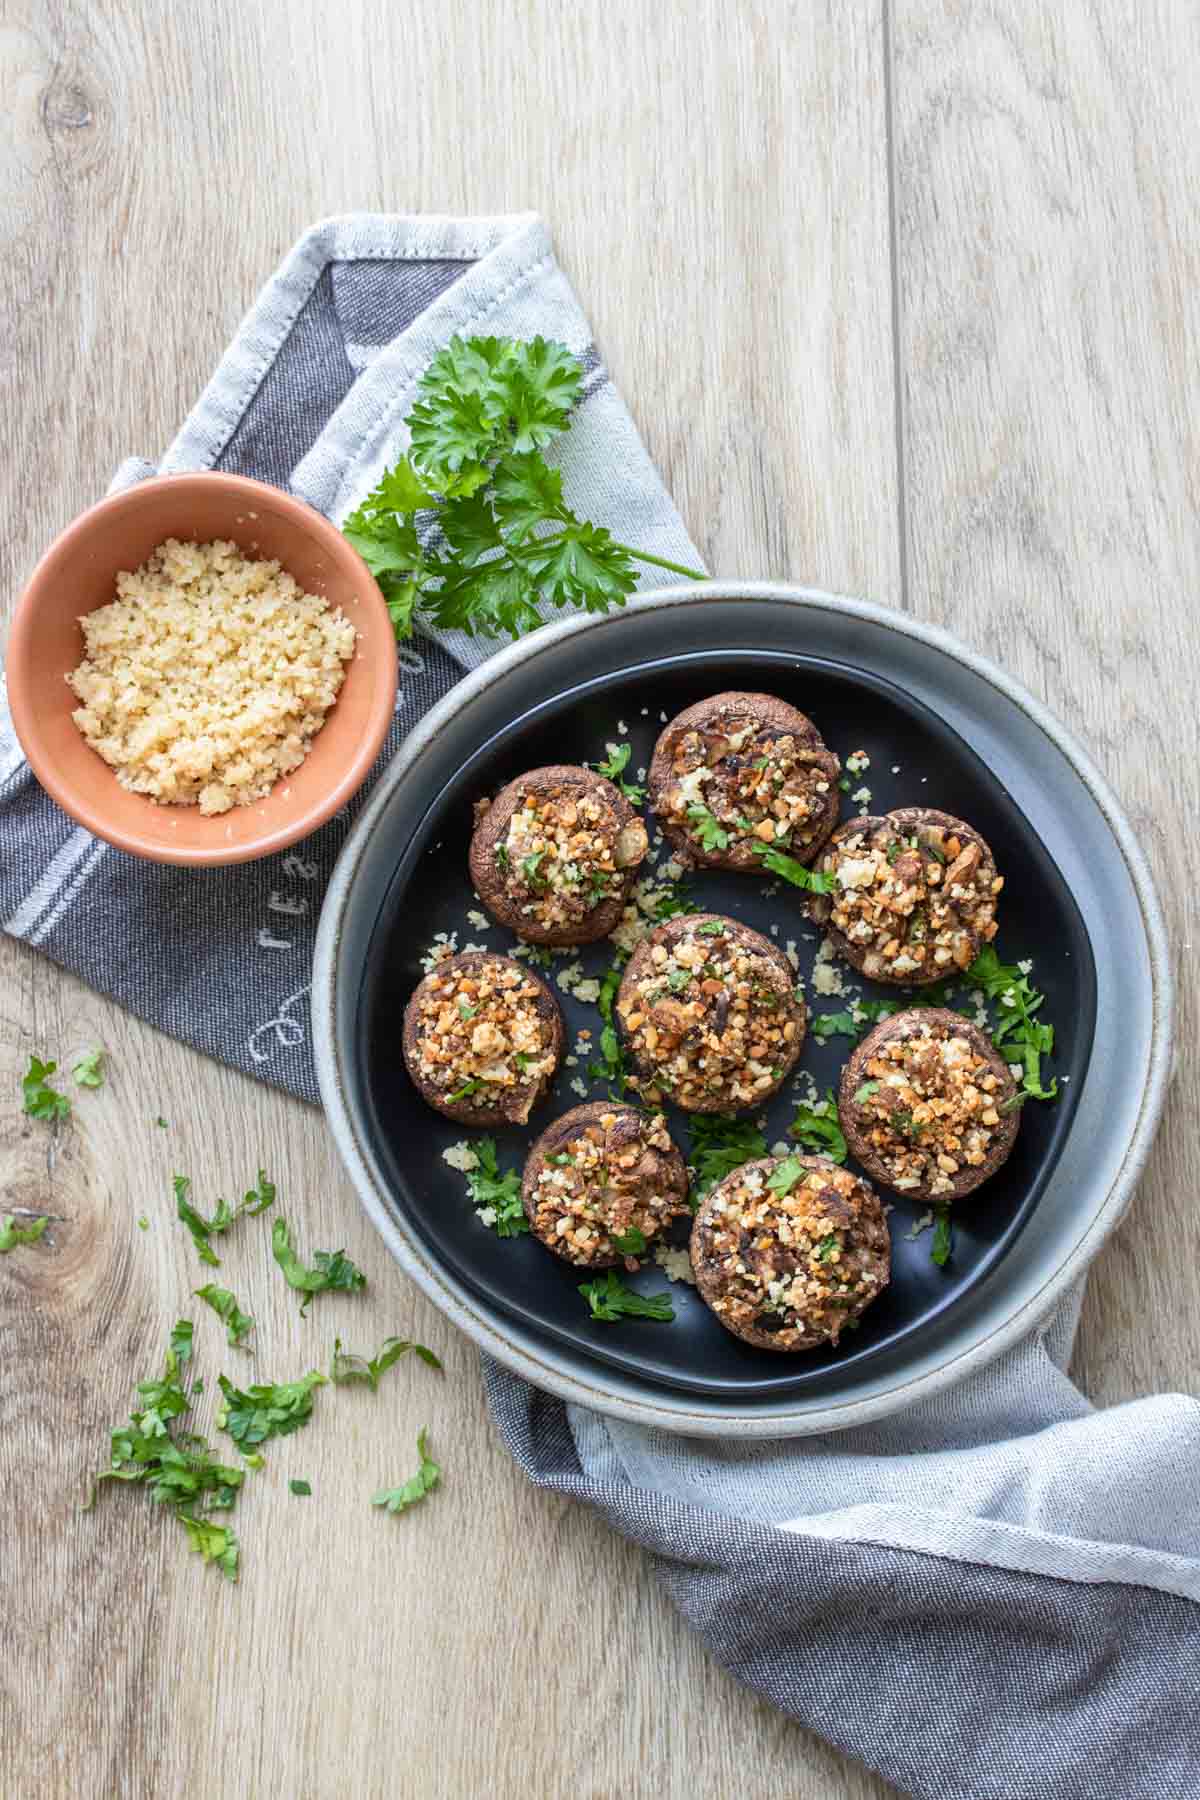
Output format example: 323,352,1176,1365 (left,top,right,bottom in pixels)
5,472,397,865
